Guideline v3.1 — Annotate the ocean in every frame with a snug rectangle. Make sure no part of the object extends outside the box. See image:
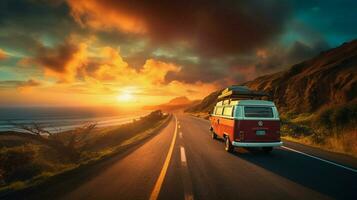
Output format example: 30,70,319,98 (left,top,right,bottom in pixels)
0,106,149,133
